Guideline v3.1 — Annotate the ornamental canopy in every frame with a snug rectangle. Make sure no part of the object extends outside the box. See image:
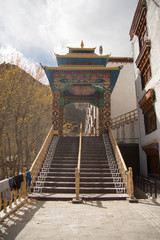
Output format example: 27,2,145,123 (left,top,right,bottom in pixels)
42,42,122,107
